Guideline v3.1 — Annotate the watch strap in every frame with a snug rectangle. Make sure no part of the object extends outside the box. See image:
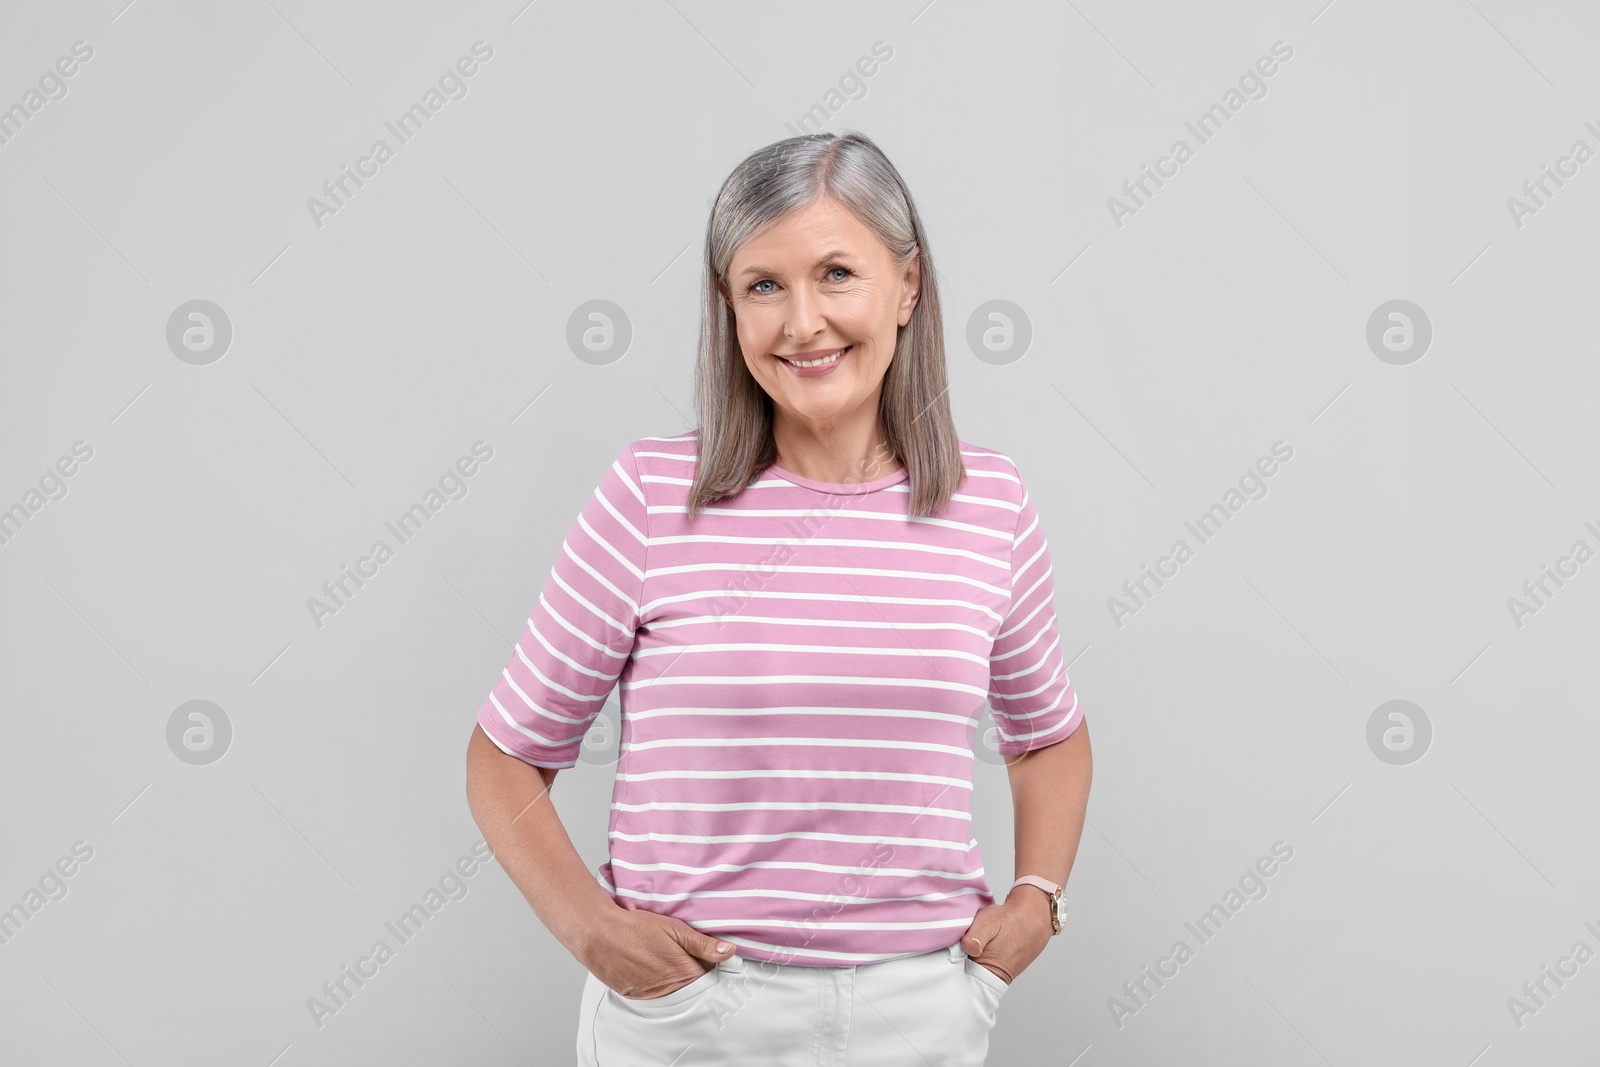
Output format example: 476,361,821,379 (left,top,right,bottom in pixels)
1010,875,1063,935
